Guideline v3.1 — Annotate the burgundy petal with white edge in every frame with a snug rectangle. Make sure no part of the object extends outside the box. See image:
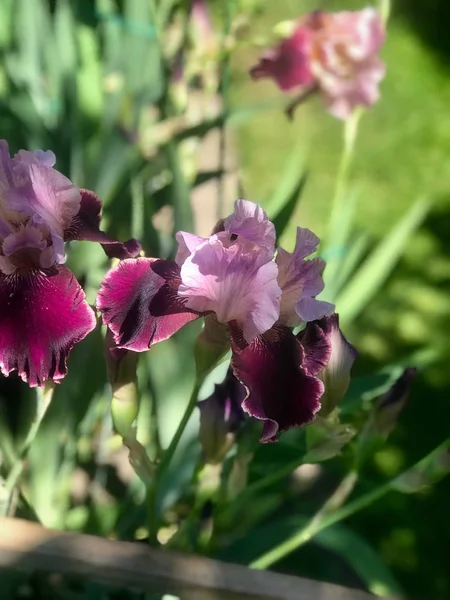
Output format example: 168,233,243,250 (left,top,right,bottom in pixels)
97,257,199,351
276,227,334,326
0,266,96,387
231,326,325,442
64,189,141,260
301,314,357,415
